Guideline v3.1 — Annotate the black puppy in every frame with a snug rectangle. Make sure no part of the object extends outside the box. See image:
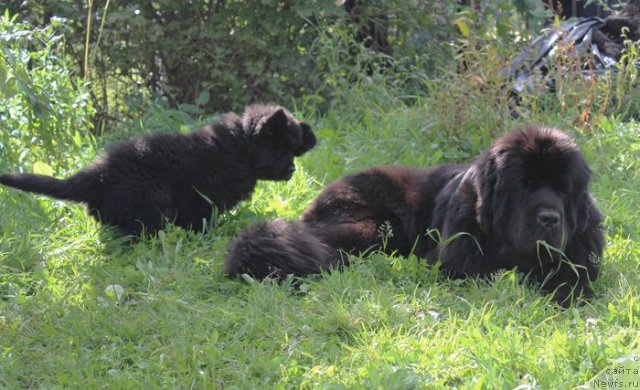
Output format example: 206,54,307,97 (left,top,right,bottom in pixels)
0,104,316,237
226,126,604,305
